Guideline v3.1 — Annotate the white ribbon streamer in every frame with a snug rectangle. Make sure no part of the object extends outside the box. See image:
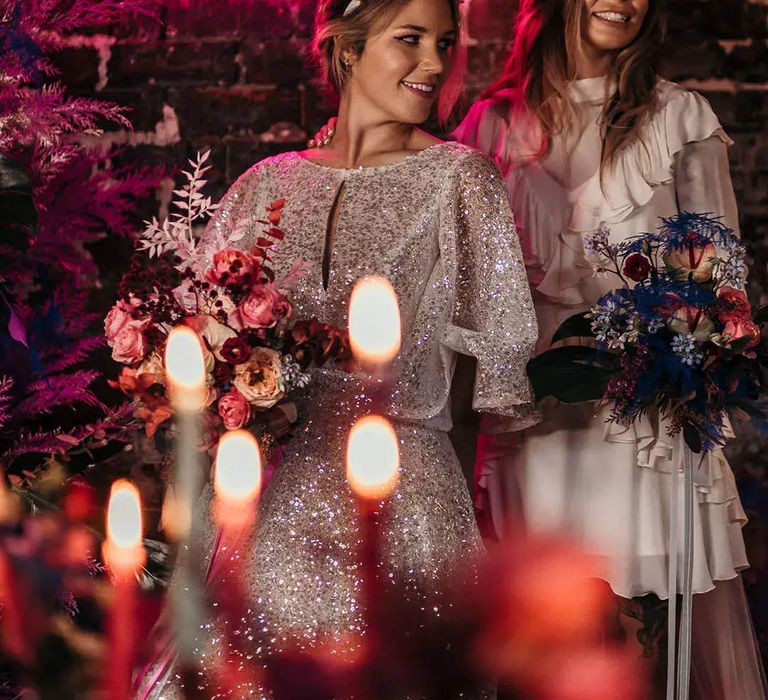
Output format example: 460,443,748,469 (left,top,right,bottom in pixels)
666,434,695,700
